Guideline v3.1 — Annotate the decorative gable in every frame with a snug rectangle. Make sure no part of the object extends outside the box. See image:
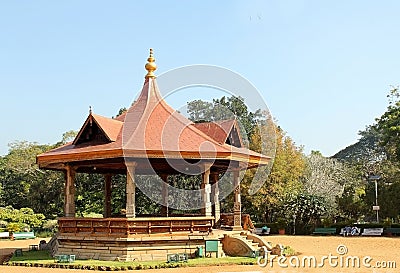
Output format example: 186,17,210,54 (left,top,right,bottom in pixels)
225,122,243,148
193,120,244,148
73,113,122,145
